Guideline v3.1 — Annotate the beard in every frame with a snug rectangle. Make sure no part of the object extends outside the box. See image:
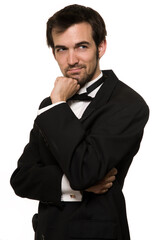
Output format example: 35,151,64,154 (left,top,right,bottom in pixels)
65,61,99,88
